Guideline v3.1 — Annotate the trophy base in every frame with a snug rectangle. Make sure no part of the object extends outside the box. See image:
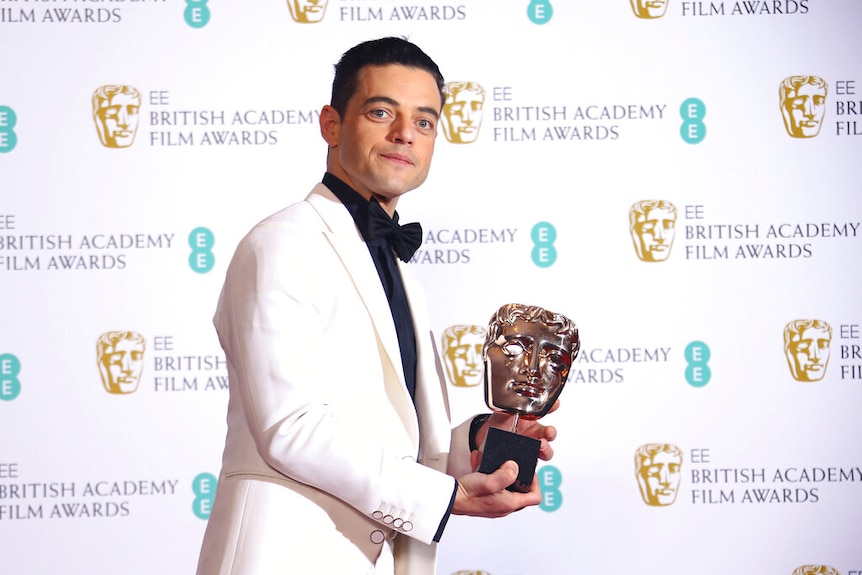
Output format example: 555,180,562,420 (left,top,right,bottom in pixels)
477,427,540,493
